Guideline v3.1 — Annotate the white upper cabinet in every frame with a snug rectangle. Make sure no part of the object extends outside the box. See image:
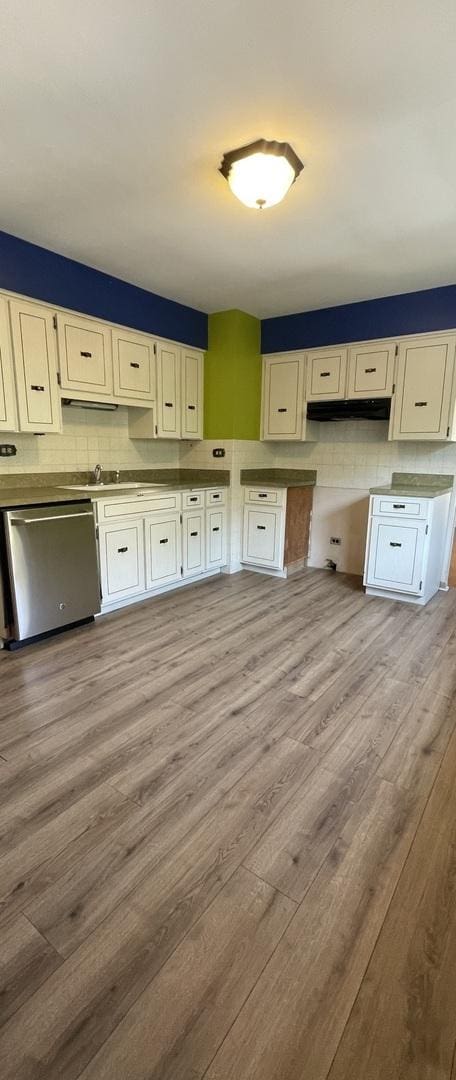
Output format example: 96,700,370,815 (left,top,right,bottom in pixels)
306,347,348,400
261,353,306,440
181,348,203,440
112,328,155,403
0,299,17,432
390,334,456,441
156,341,181,438
9,300,62,433
347,341,396,399
57,313,113,398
